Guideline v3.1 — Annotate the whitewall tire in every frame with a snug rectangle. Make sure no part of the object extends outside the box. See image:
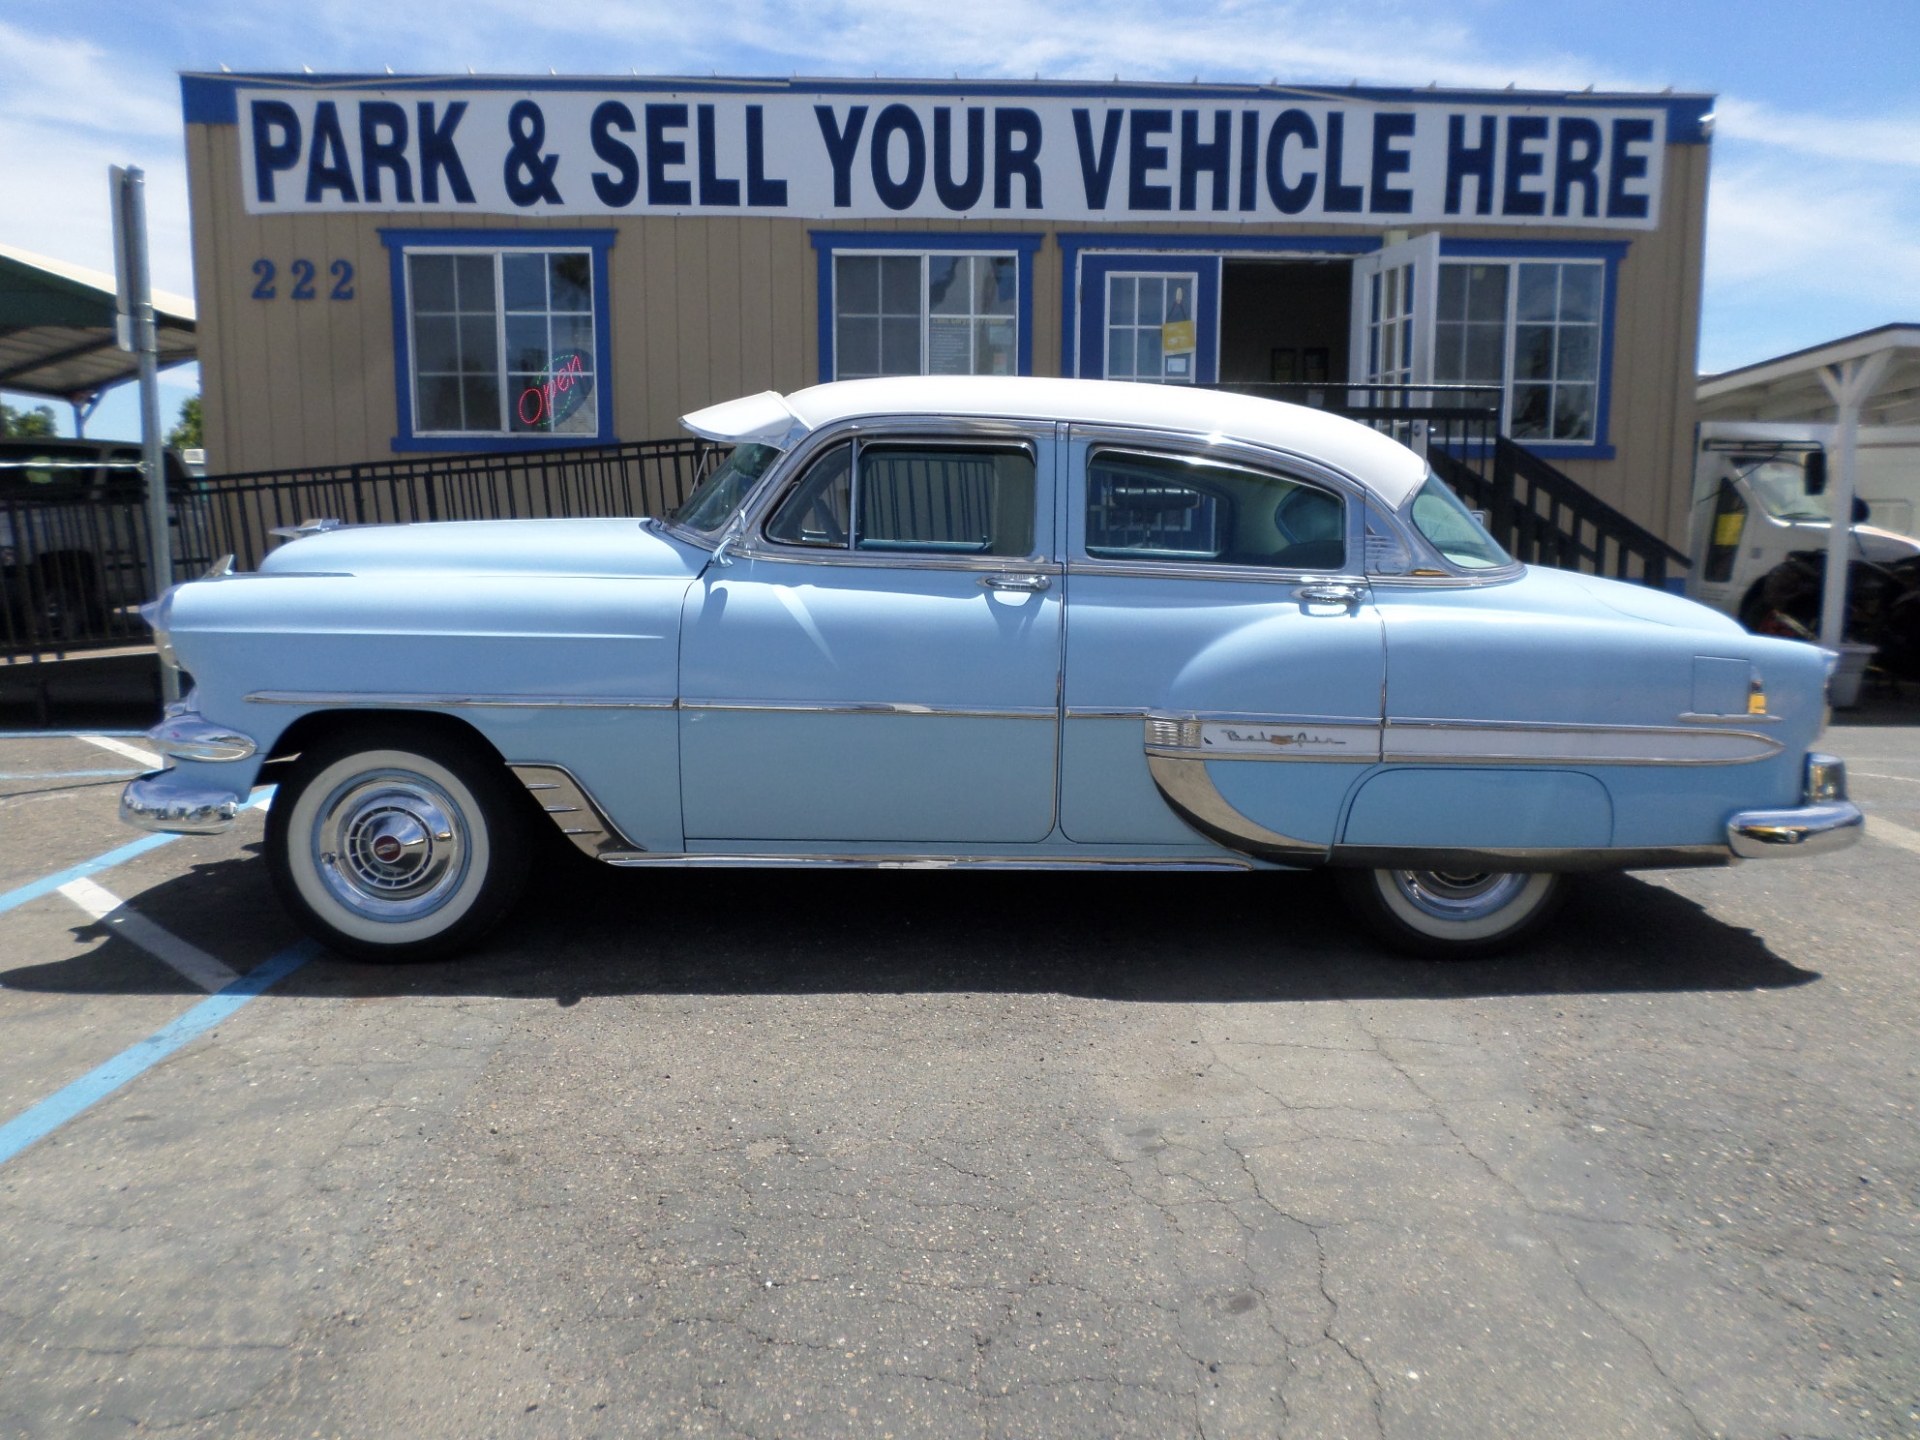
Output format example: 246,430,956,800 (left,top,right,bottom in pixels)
1336,867,1565,959
265,724,530,962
